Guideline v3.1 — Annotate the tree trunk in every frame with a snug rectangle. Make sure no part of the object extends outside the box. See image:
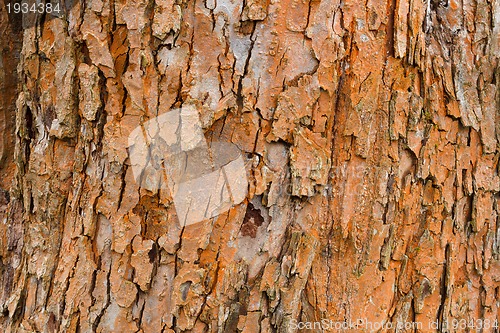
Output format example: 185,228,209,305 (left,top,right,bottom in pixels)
1,0,499,332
